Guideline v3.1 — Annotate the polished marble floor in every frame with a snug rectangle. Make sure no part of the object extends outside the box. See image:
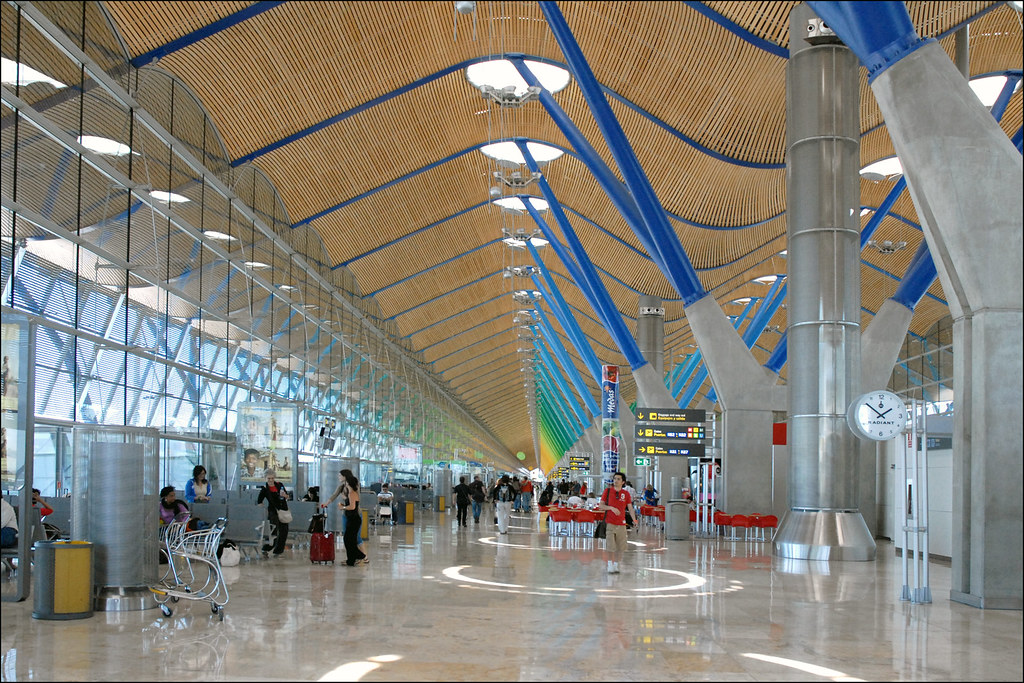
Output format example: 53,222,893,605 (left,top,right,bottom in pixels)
2,508,1021,681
